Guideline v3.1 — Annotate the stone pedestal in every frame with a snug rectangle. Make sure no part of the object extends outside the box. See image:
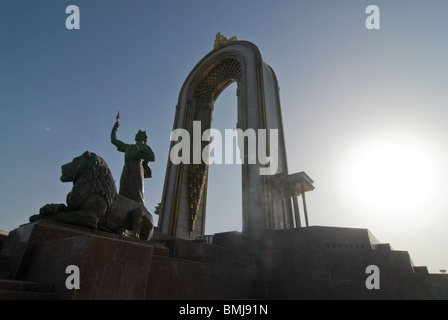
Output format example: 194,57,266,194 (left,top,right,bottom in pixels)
1,220,167,299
